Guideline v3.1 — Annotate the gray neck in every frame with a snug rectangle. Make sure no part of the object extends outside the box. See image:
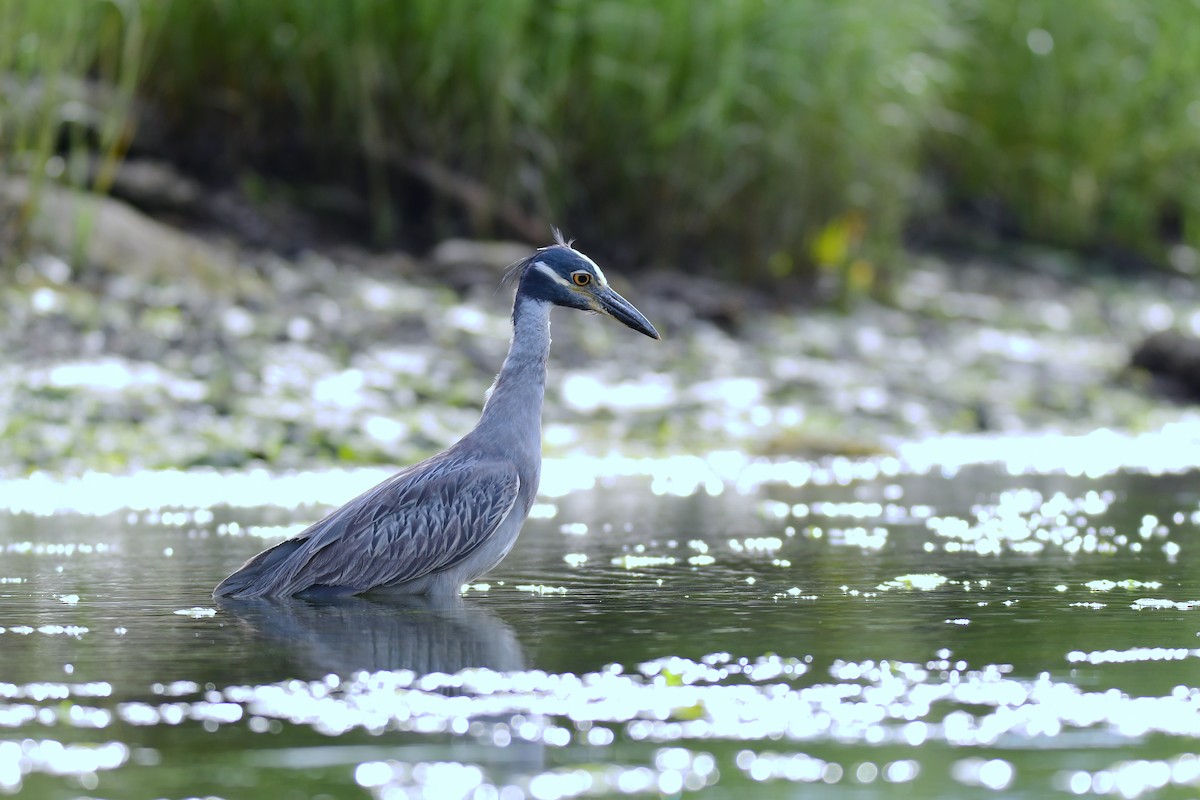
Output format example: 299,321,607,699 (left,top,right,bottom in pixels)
473,295,552,455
